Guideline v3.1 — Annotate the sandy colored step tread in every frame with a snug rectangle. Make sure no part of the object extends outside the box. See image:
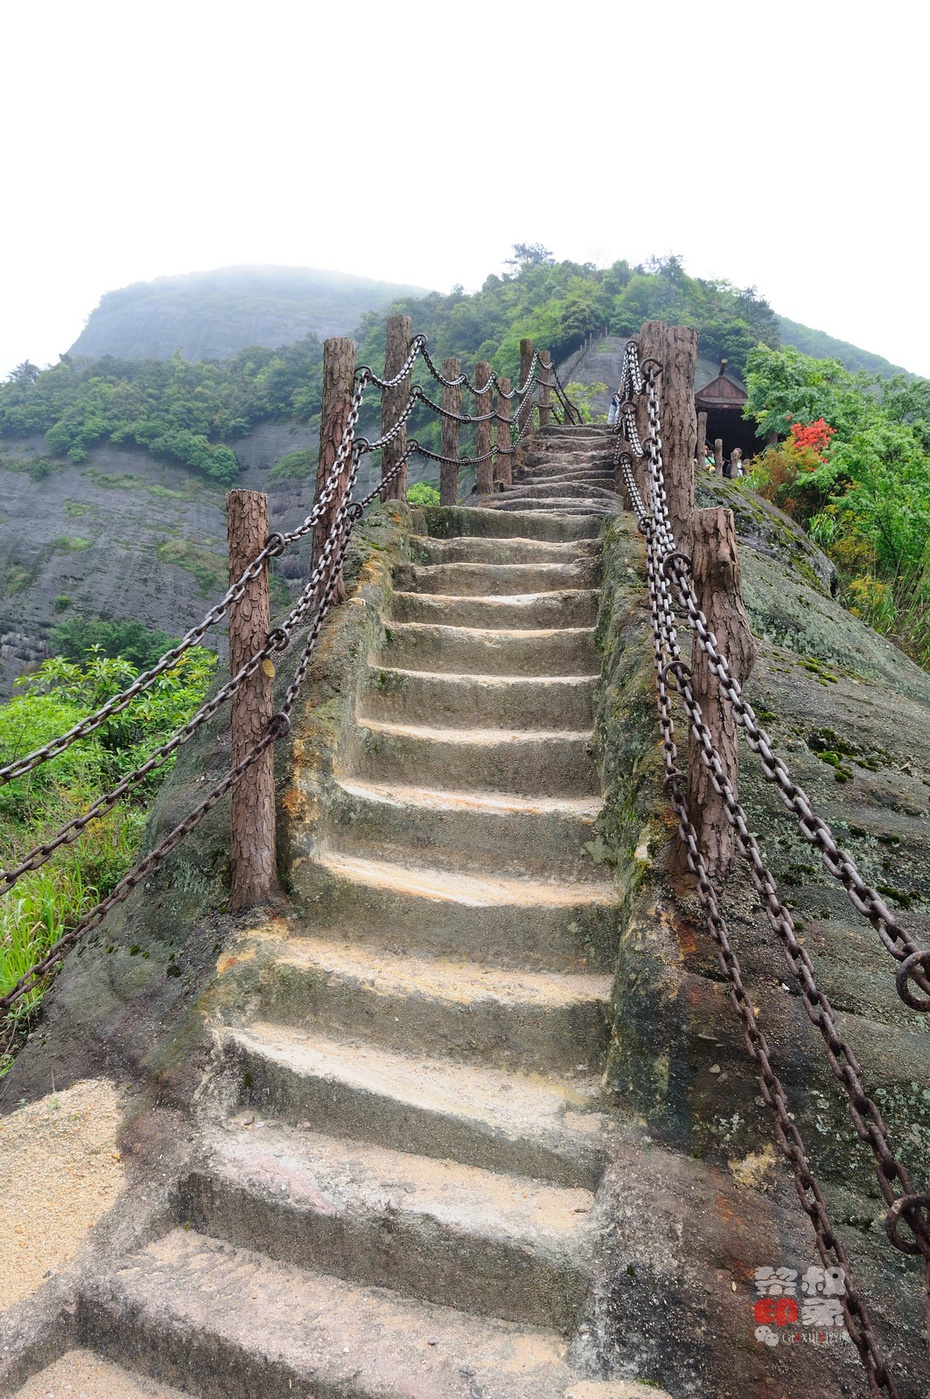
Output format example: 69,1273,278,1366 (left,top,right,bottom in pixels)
315,849,614,909
182,1125,596,1329
10,1350,194,1399
82,1229,581,1399
221,1022,607,1186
